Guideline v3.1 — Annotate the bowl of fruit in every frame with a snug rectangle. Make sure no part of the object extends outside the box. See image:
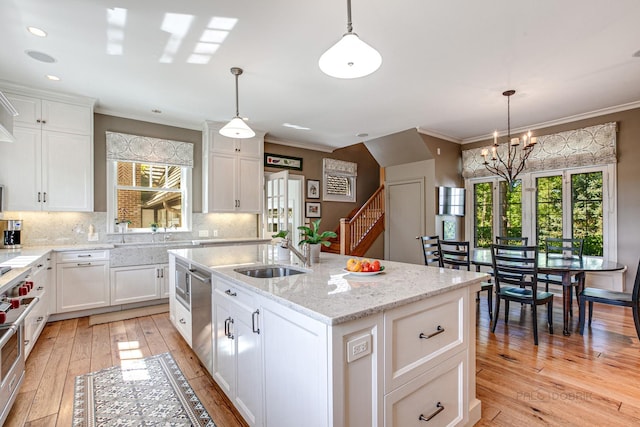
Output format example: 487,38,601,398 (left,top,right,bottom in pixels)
344,258,385,276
